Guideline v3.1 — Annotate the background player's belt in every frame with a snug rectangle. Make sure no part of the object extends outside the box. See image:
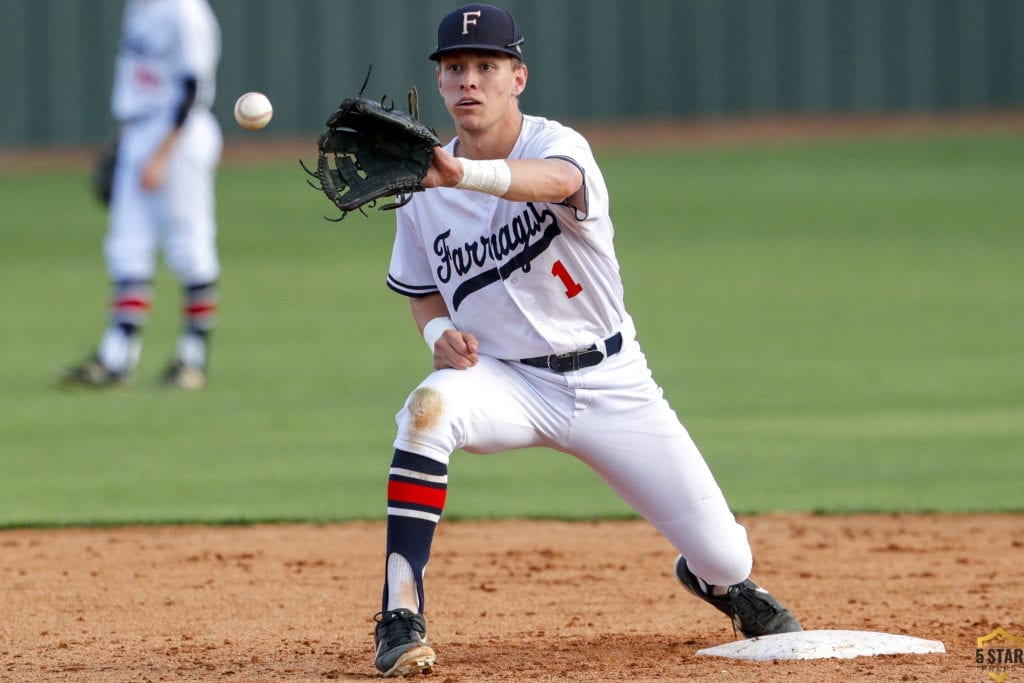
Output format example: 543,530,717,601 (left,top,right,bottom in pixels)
519,332,623,373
